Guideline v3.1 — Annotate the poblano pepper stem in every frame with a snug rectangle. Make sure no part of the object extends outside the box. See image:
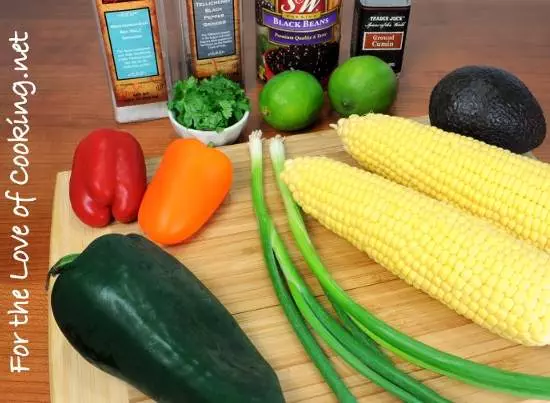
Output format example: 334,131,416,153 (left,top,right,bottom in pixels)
46,253,80,291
